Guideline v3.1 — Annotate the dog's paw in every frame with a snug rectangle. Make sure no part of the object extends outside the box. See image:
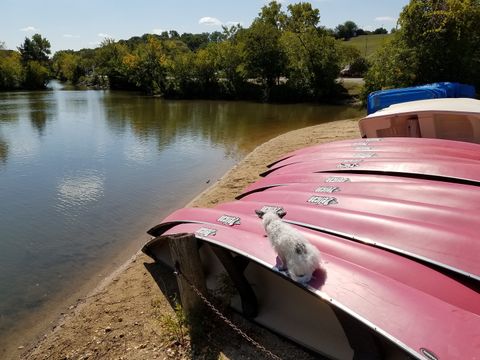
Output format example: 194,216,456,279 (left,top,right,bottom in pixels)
272,265,288,274
290,272,313,284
